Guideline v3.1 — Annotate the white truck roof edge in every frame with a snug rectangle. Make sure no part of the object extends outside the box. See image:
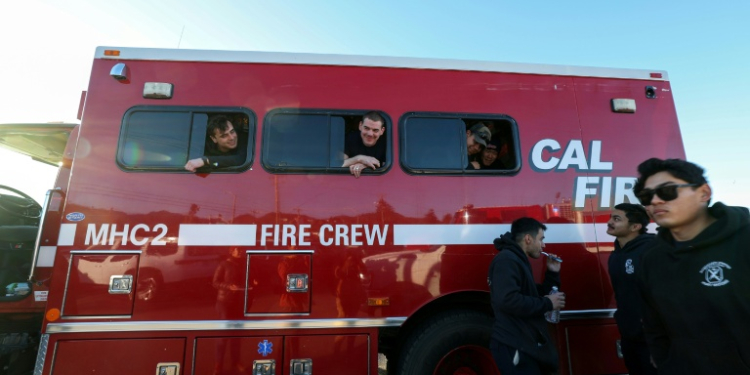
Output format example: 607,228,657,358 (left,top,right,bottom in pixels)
95,46,669,81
